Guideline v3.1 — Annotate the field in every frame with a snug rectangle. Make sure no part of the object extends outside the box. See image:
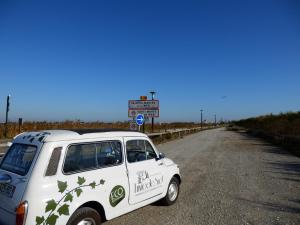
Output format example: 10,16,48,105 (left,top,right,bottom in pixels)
0,120,203,139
